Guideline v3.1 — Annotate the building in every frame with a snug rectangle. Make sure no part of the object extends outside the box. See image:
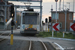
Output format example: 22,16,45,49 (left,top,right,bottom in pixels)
73,20,75,23
0,1,6,29
0,0,12,29
51,10,73,31
0,1,5,22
